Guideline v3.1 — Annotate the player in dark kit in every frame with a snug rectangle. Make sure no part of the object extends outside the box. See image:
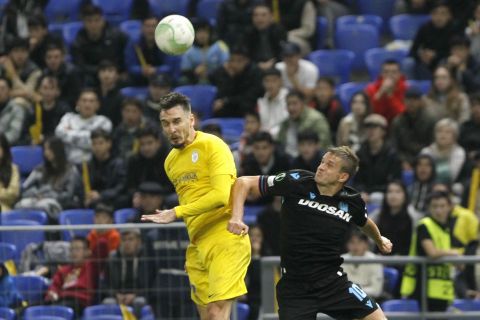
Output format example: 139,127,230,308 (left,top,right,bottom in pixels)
228,146,392,320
